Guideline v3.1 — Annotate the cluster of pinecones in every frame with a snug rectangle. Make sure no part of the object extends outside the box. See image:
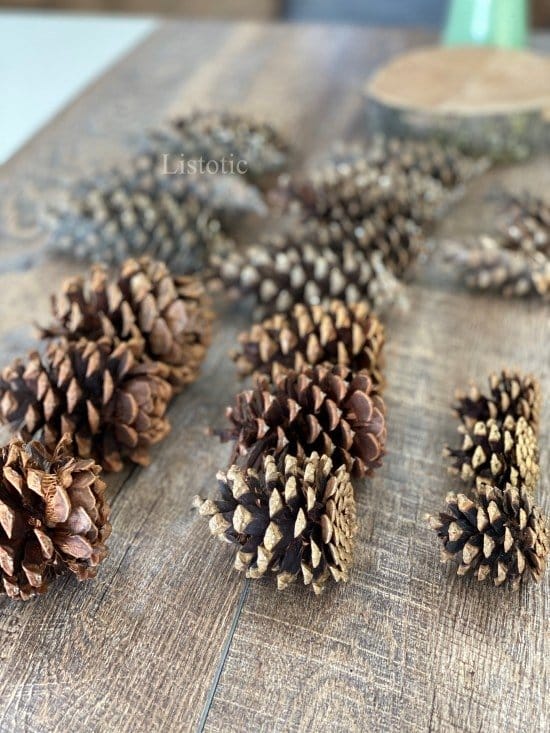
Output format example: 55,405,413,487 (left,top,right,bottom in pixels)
427,370,549,588
449,193,550,300
0,256,213,599
194,299,387,594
